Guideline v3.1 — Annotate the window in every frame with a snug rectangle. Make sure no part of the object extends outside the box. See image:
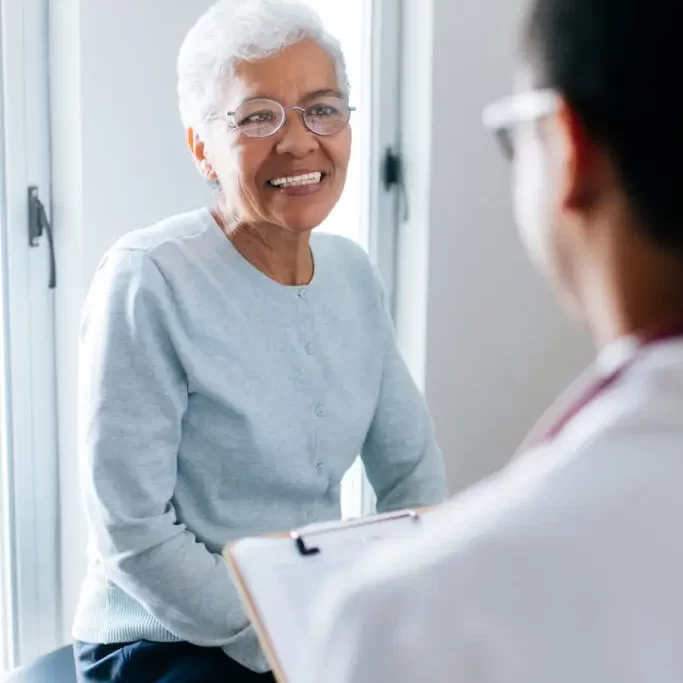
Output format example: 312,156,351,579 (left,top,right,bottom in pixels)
0,0,60,670
303,0,370,248
1,0,403,669
301,0,401,518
